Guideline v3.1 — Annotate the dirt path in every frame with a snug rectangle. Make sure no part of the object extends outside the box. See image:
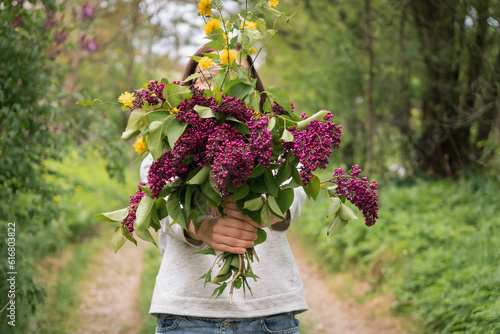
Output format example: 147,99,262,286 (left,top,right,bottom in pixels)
289,237,407,334
76,240,145,334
